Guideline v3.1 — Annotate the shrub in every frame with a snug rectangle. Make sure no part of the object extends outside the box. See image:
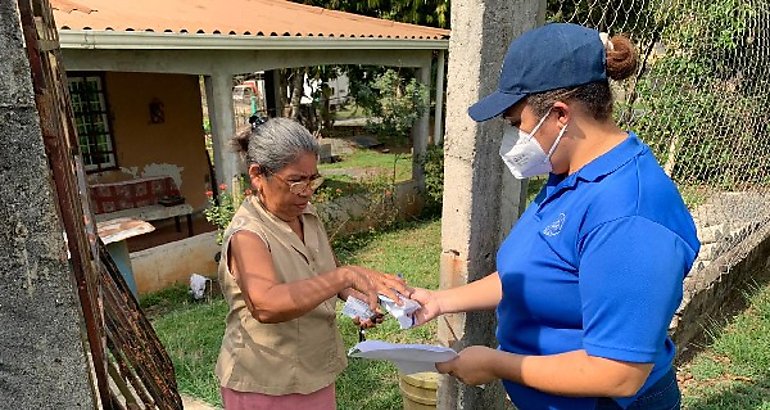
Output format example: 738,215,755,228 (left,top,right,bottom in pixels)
420,145,444,216
202,177,250,245
360,69,429,145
